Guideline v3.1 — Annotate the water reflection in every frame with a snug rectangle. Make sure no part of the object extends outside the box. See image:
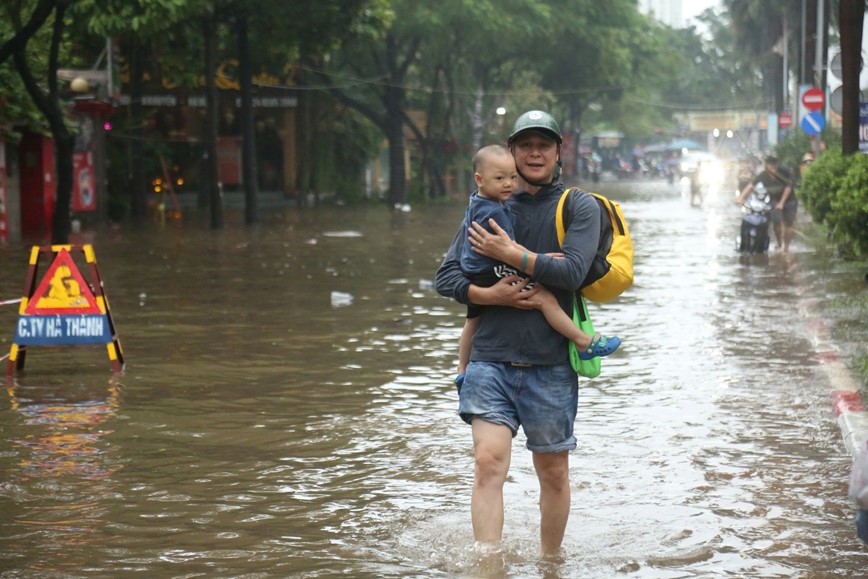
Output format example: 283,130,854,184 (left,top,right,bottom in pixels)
7,378,121,481
2,373,122,575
